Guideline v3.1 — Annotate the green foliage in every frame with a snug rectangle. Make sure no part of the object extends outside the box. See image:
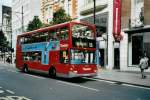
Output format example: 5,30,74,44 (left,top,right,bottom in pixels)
42,23,51,28
0,30,9,47
27,16,43,31
26,8,72,30
51,8,72,25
